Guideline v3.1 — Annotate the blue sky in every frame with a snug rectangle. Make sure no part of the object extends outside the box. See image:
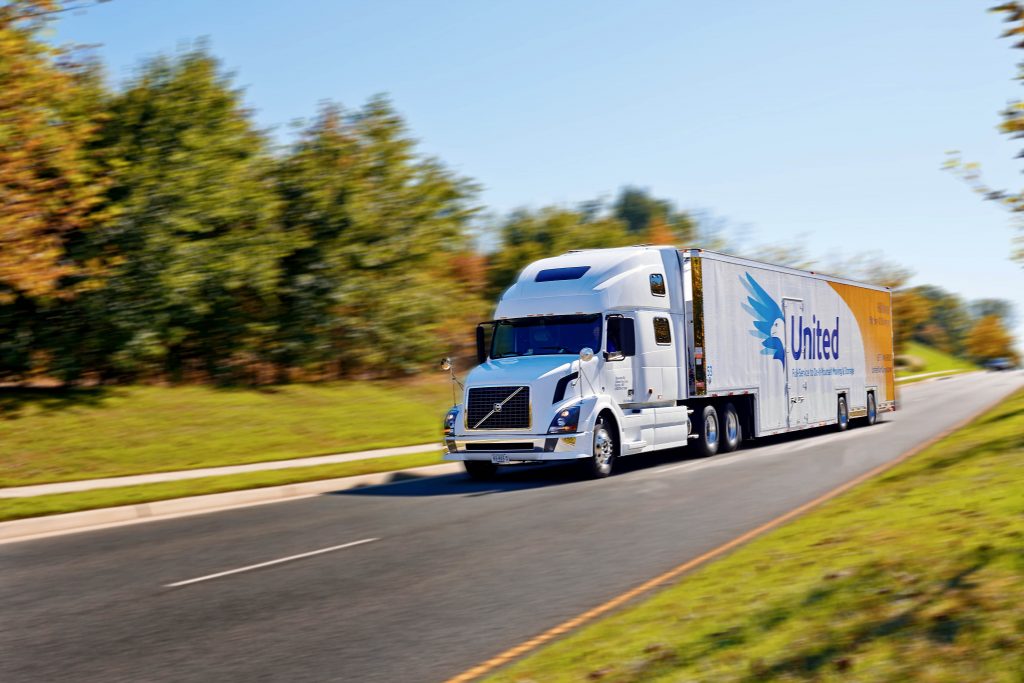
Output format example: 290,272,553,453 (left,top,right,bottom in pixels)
56,0,1024,342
